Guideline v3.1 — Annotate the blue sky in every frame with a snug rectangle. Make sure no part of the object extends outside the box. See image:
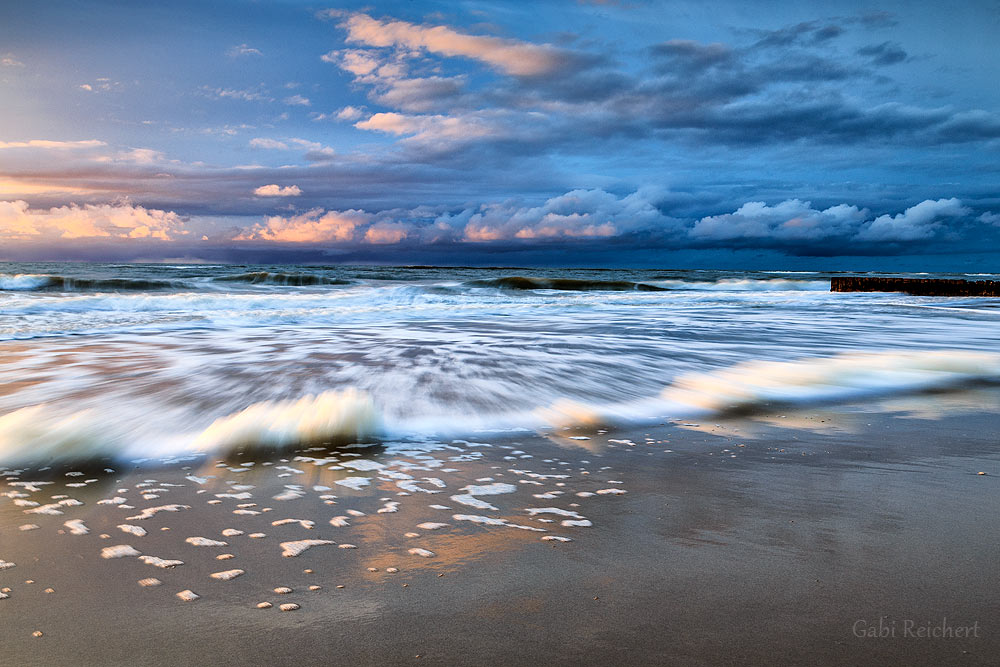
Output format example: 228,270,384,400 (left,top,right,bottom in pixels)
1,0,998,267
